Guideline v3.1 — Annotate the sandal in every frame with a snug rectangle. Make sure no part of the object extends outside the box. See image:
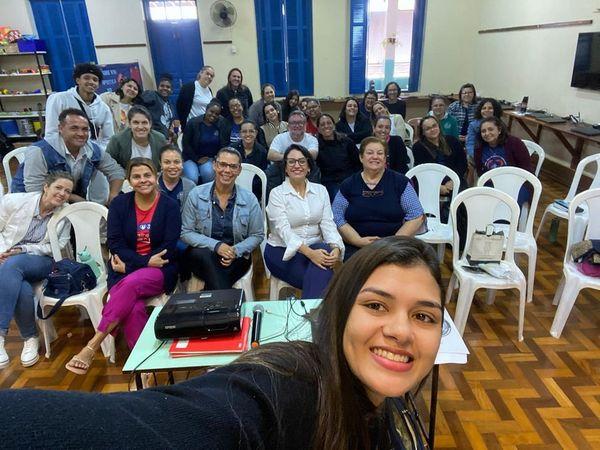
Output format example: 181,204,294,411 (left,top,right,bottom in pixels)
65,345,96,375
